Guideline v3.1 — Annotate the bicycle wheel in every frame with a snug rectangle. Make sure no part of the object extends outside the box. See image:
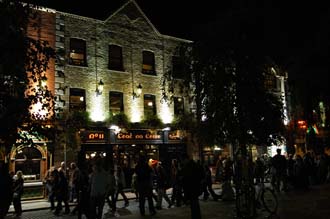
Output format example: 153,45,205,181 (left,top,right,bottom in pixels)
261,187,278,214
236,188,255,218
